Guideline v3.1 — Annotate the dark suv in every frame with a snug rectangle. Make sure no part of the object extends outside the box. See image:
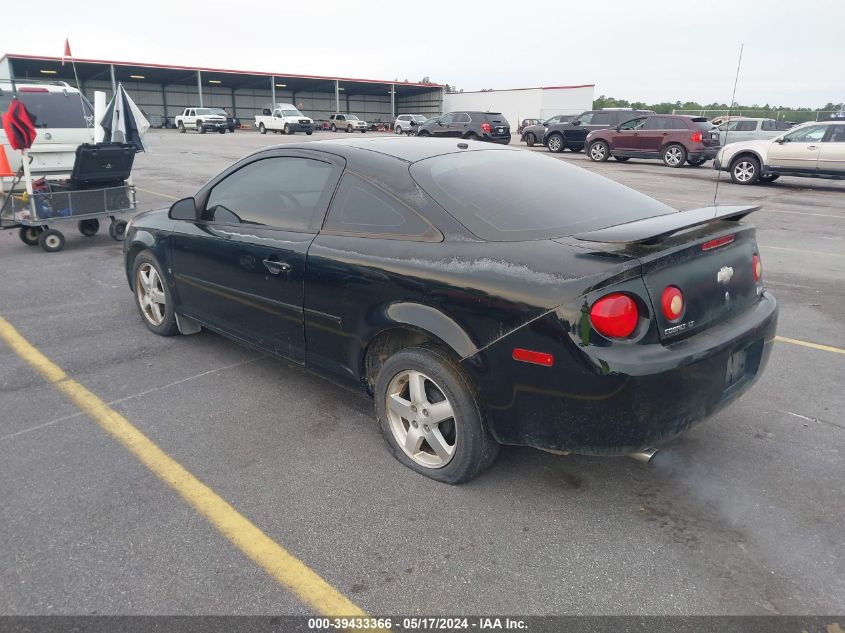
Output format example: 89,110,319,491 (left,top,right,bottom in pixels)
544,109,653,153
416,111,511,144
585,114,720,167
